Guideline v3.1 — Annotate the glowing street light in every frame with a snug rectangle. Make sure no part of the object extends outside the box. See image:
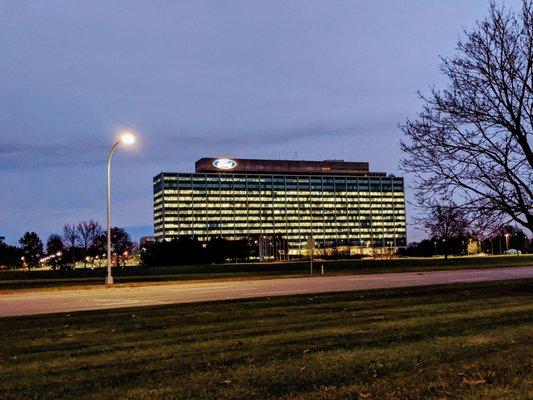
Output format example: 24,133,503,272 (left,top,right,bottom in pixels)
105,131,137,285
120,132,135,145
504,233,510,251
